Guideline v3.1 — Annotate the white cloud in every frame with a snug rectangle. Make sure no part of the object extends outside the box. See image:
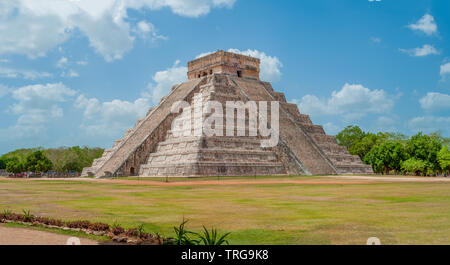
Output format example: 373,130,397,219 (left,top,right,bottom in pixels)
56,57,68,68
370,37,381,43
61,69,80,78
144,60,187,104
323,122,340,135
375,116,399,132
74,94,150,137
76,60,88,66
7,83,76,136
408,116,450,135
197,49,283,82
0,0,236,61
440,62,450,77
134,20,167,41
399,44,440,57
0,66,52,79
227,49,283,82
295,83,394,122
407,13,438,36
419,92,450,112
